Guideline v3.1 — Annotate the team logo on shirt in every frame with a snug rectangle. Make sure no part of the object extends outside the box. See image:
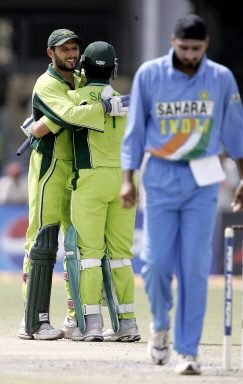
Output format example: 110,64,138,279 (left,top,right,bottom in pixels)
199,90,209,100
230,93,241,103
156,100,214,117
